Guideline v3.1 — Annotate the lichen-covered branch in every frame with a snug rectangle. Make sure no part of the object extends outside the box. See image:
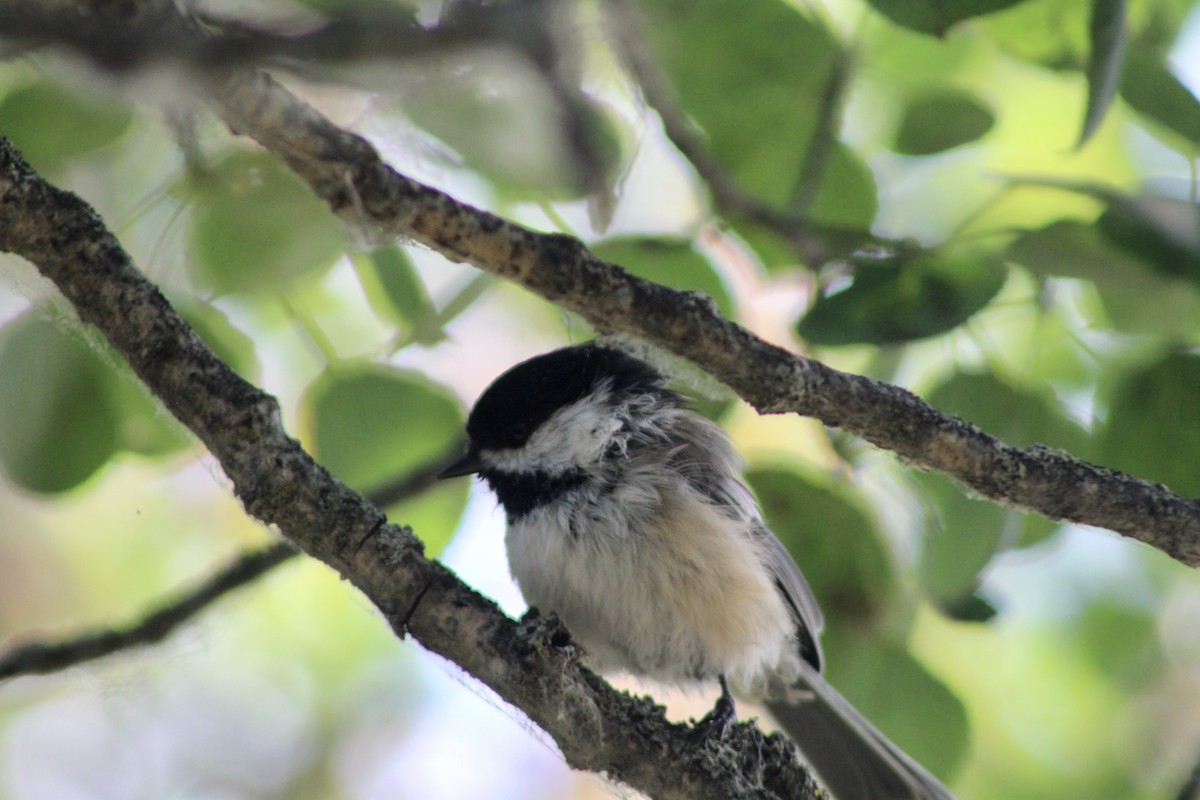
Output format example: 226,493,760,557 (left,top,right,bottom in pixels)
211,69,1200,568
5,0,1197,572
0,138,820,800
